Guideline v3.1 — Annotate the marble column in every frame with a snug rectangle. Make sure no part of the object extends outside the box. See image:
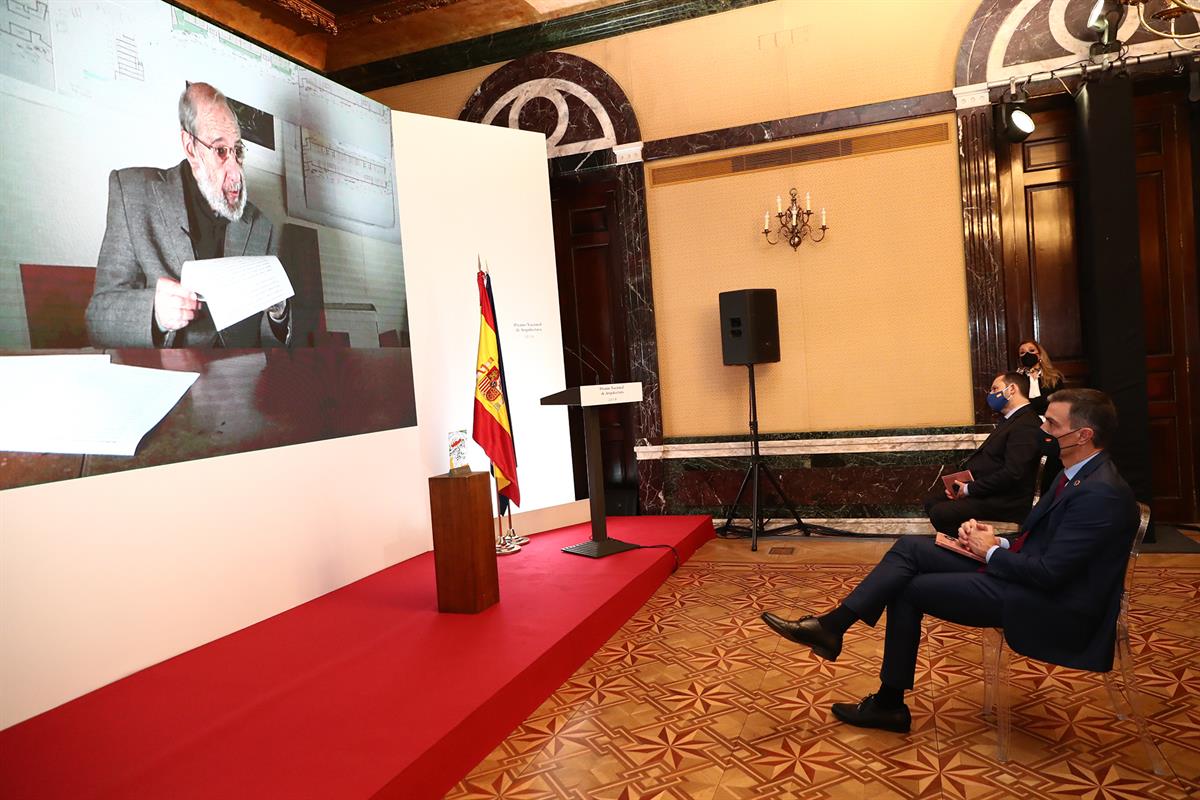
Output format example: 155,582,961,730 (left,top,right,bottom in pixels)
956,102,1008,423
614,162,665,513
